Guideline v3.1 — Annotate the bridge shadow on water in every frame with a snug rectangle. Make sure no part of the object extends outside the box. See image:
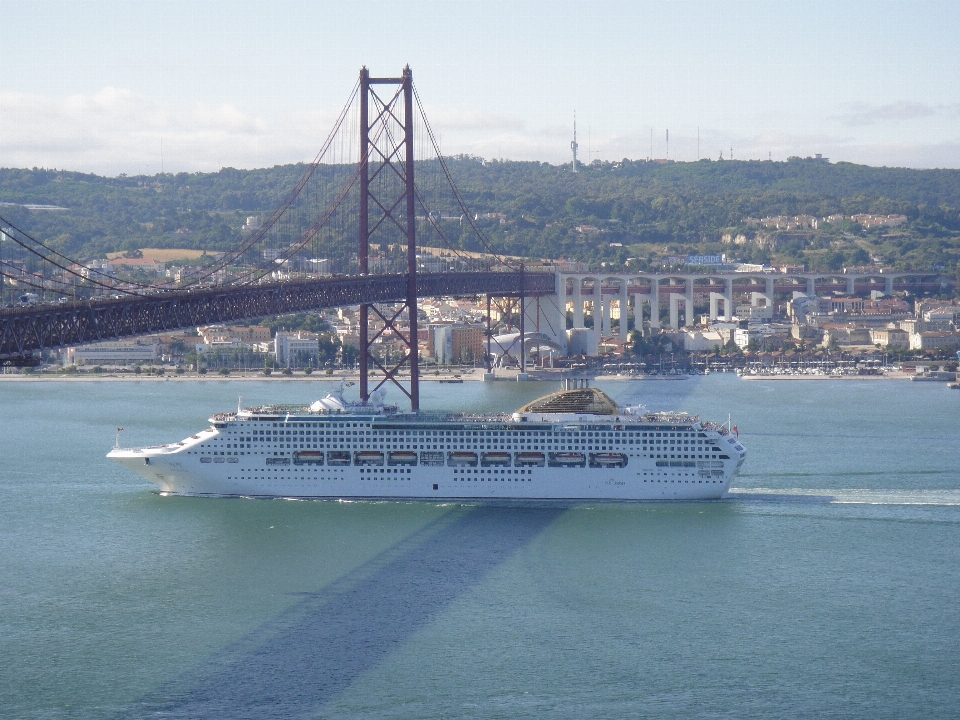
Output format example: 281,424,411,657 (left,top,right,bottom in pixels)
119,504,564,719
